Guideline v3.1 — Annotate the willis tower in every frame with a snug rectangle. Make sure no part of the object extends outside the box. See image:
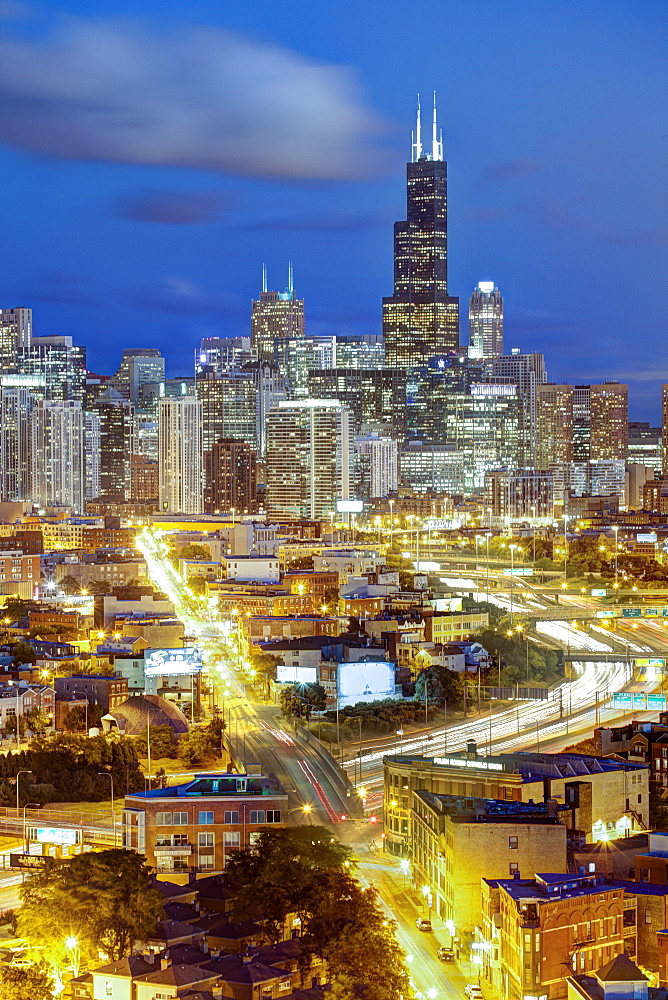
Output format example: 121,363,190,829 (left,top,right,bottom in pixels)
383,95,459,367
